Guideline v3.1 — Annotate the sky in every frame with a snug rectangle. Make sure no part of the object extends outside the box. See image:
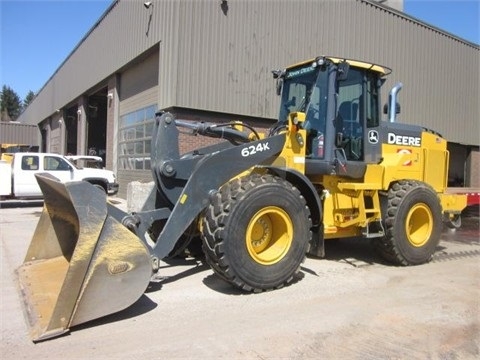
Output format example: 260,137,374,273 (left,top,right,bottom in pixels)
1,0,479,101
